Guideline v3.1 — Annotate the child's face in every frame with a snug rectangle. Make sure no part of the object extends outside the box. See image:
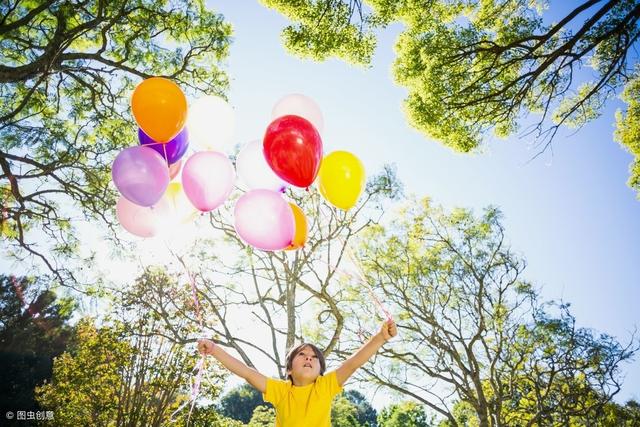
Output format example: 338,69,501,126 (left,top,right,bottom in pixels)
288,345,321,383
